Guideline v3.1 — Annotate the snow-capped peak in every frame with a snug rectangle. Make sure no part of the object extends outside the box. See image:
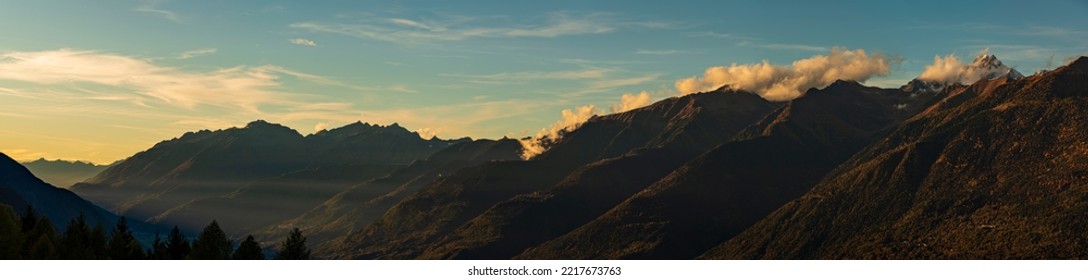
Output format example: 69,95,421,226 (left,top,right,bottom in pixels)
970,54,1024,80
903,52,1023,92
